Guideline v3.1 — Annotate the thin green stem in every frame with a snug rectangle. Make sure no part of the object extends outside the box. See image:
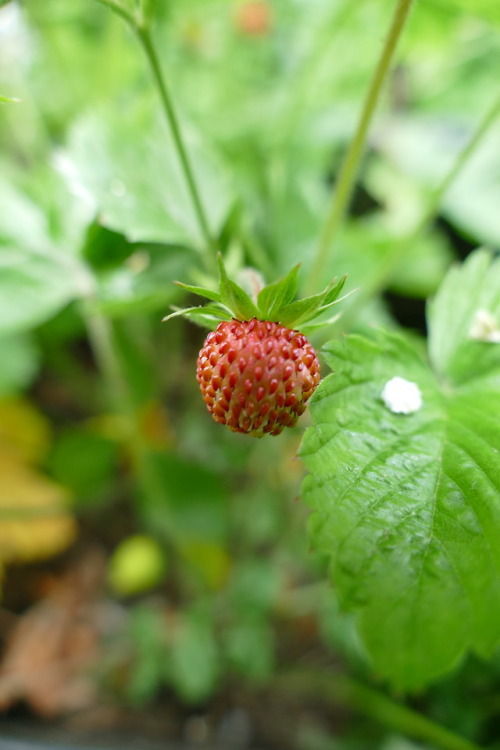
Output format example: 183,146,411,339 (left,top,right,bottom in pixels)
93,0,135,26
93,0,216,268
416,91,500,237
135,26,216,267
307,0,415,295
340,91,500,326
277,669,484,750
